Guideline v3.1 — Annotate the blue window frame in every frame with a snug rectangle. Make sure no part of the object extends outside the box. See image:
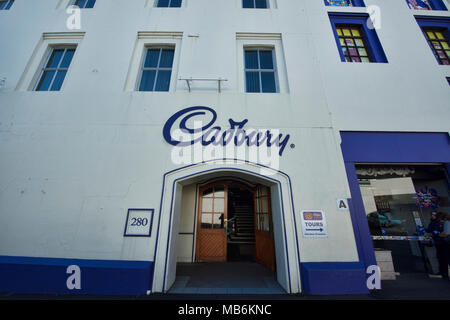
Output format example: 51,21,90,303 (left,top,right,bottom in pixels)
243,0,268,8
139,48,175,92
156,0,182,7
35,48,76,91
244,48,277,93
416,16,450,65
405,0,447,11
0,0,14,10
324,0,365,7
329,13,388,63
73,0,96,9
